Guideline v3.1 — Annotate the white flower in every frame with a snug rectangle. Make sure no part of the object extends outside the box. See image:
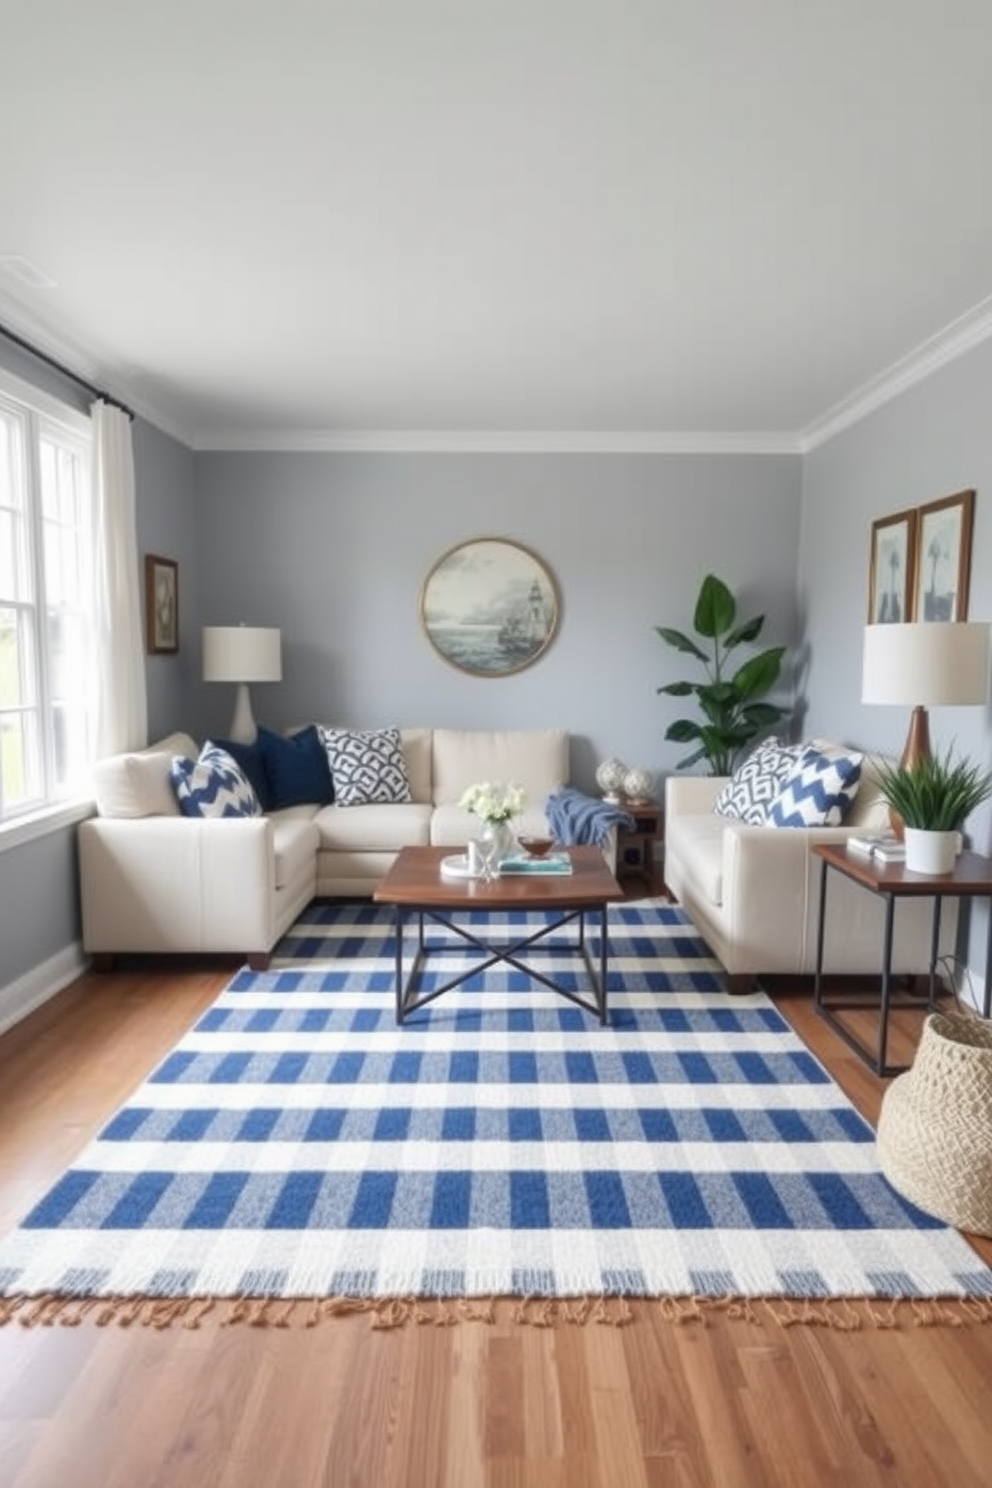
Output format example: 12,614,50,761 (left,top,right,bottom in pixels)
459,780,527,824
